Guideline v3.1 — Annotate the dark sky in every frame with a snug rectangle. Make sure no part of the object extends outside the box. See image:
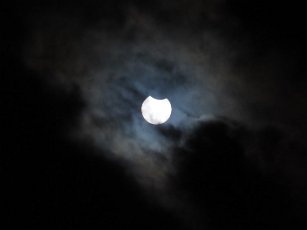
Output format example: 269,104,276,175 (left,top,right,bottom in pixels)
2,0,307,229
